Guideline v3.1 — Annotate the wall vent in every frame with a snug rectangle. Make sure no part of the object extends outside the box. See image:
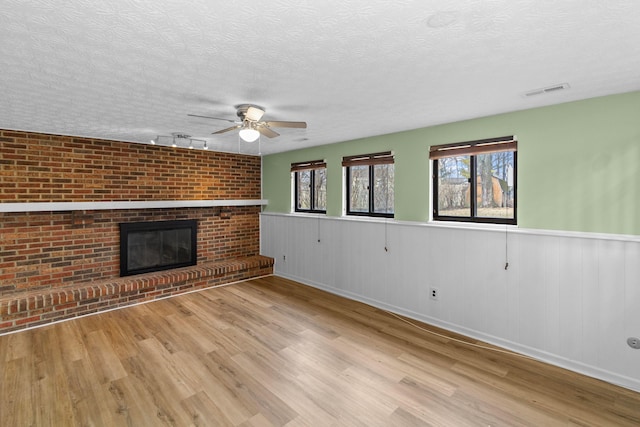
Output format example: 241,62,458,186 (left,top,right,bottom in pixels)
523,83,570,97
